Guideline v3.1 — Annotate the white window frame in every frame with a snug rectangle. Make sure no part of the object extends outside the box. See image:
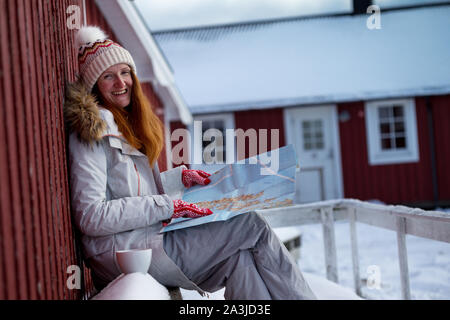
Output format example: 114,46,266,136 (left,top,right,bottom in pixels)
365,98,419,165
188,113,236,168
